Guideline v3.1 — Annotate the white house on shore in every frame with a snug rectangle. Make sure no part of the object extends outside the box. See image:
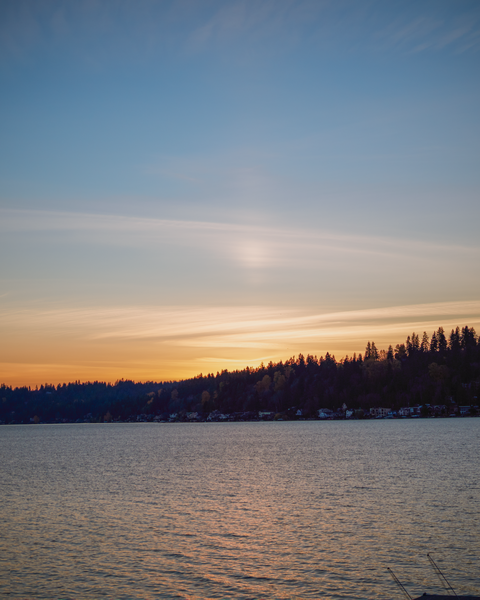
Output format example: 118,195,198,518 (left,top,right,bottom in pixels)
369,407,390,418
318,408,334,419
